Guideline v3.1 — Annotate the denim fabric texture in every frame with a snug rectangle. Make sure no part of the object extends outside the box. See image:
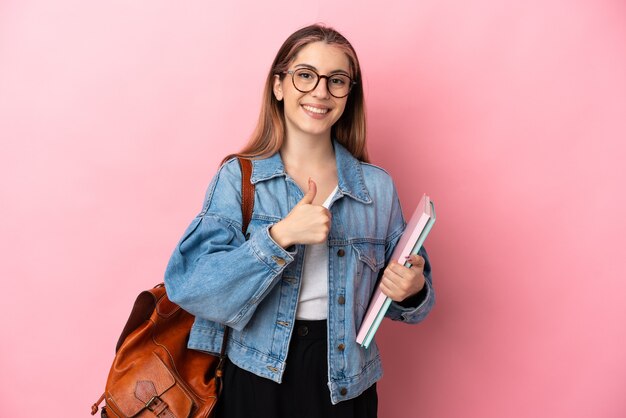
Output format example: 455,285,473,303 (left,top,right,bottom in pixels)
164,140,435,404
